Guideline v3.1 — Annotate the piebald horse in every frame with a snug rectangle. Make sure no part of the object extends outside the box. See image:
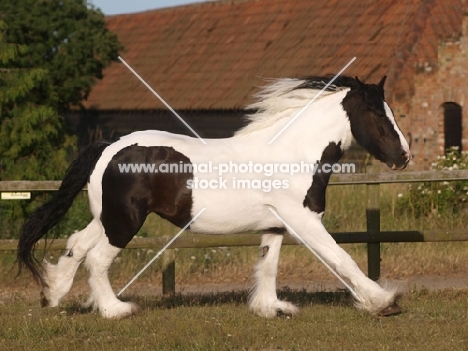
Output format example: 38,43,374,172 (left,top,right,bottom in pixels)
18,75,411,318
